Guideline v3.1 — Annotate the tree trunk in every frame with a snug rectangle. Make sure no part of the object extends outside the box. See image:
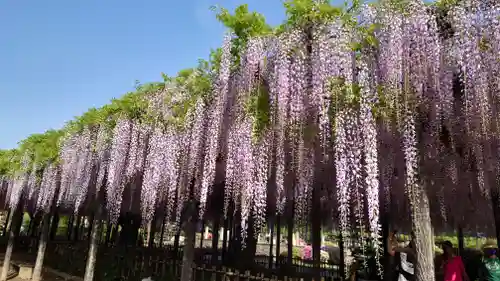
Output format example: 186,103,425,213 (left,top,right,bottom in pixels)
13,211,23,240
87,213,95,240
287,200,294,265
311,181,322,275
111,224,119,244
222,218,228,261
275,215,281,267
104,221,112,246
174,230,180,251
180,206,196,281
0,204,23,281
382,215,392,281
412,188,435,281
31,213,51,281
148,220,157,248
491,192,500,249
83,206,103,281
227,215,234,253
119,213,140,246
211,219,220,264
228,210,241,266
27,213,34,236
132,215,141,246
457,225,464,256
242,216,258,269
199,220,205,249
49,208,59,240
268,218,275,268
145,222,152,247
159,219,166,247
2,209,11,237
66,214,74,241
339,231,346,281
73,215,81,242
79,219,85,241
29,213,42,238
